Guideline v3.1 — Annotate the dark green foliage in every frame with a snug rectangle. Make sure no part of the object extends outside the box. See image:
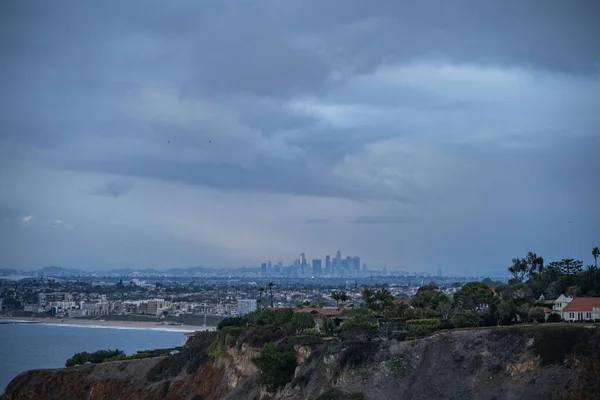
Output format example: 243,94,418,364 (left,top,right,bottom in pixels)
246,308,294,327
217,316,245,330
236,326,285,347
490,326,595,366
390,352,414,377
316,389,366,400
65,349,125,367
406,318,442,339
340,341,377,368
546,313,561,323
531,326,594,365
411,285,451,318
287,312,315,334
252,342,297,391
451,312,476,328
